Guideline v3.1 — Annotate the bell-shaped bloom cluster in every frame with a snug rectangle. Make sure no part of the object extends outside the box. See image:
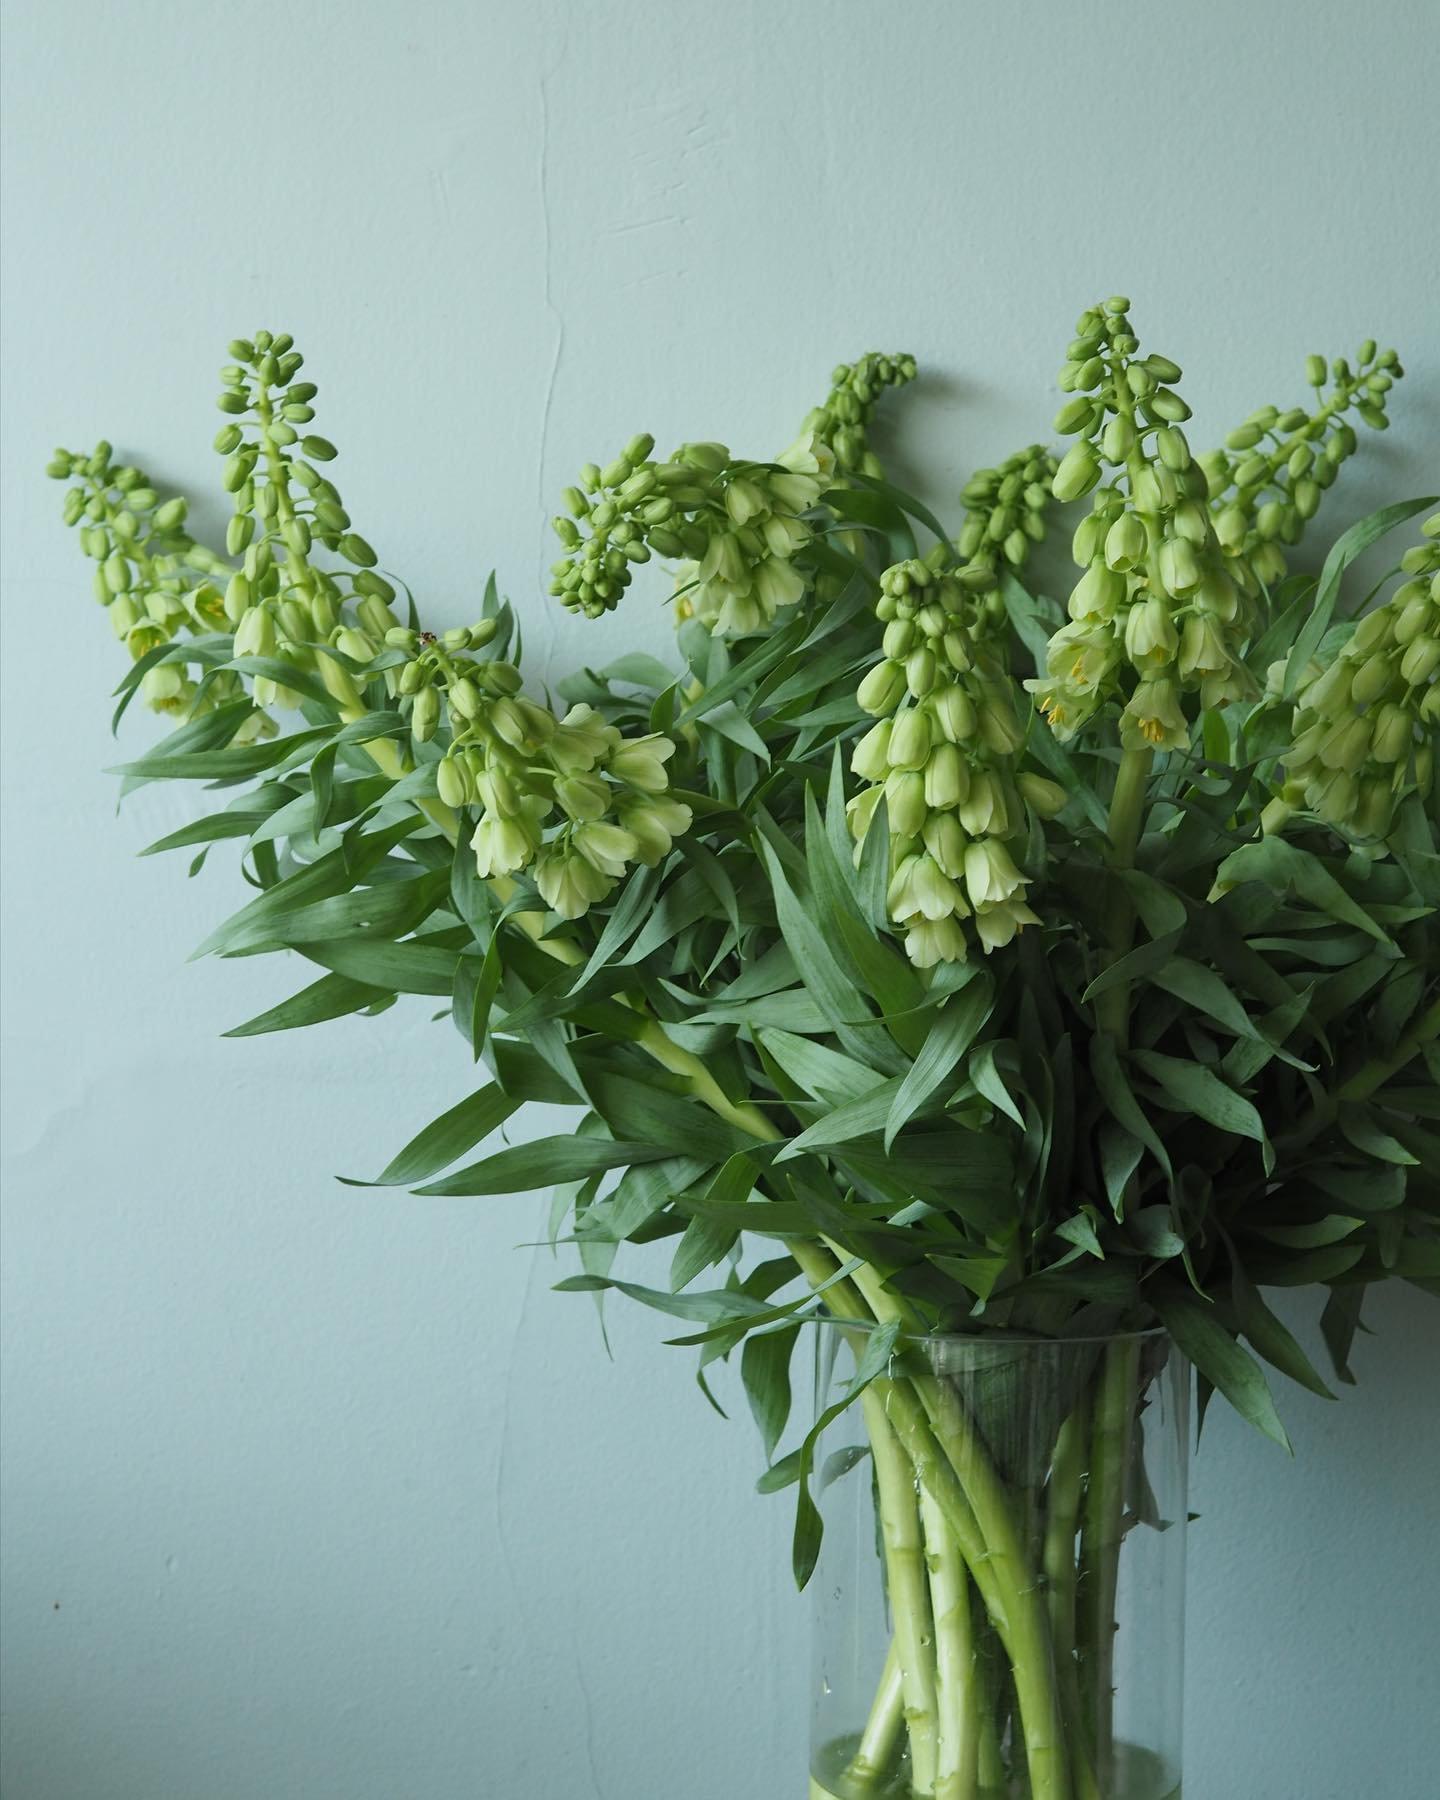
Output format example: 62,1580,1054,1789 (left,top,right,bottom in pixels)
551,433,833,638
434,687,692,919
848,554,1046,966
1025,299,1256,752
1274,515,1439,836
